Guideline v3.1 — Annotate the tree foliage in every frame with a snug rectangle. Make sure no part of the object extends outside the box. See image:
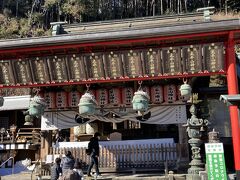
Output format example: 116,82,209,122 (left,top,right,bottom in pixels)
0,0,239,39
